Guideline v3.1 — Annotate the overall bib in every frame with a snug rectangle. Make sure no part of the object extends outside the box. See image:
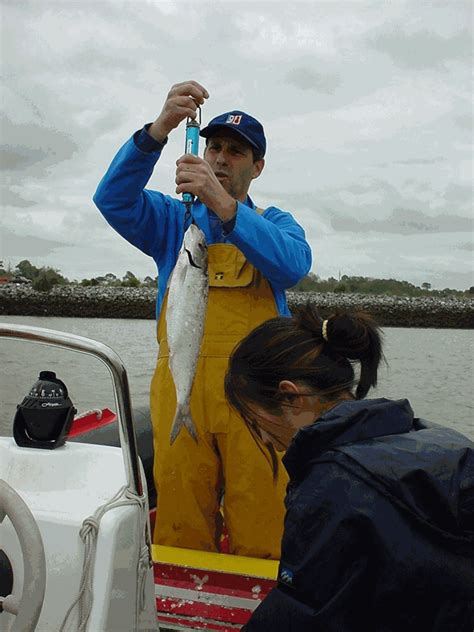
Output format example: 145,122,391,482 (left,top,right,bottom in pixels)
150,242,288,558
